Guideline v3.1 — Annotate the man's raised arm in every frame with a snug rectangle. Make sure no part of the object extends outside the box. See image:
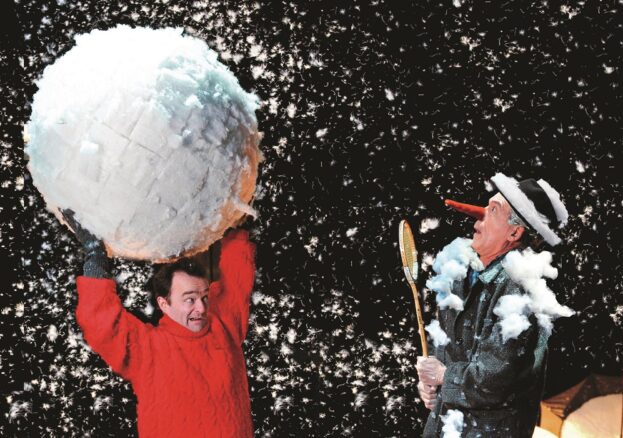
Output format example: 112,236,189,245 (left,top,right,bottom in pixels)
63,210,149,383
210,229,256,346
